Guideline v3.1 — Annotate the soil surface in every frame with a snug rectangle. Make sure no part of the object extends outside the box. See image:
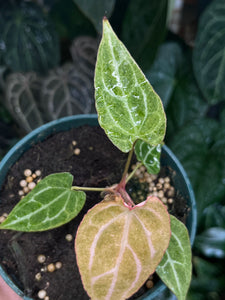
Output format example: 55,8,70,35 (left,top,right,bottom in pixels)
0,125,188,300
